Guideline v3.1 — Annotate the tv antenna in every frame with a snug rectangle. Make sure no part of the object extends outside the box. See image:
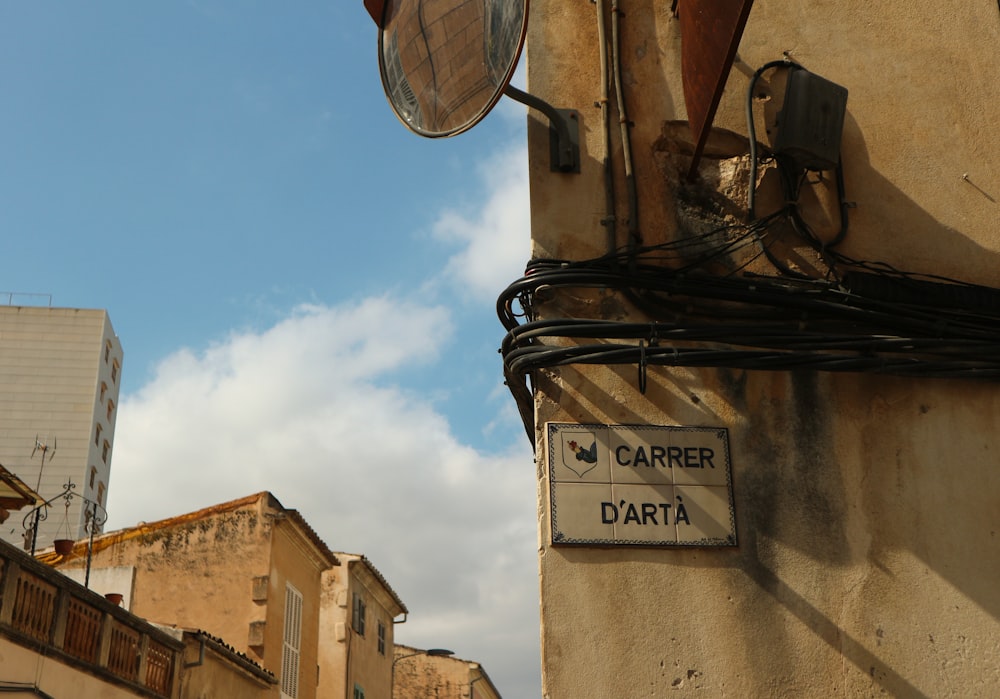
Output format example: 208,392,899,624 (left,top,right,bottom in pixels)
23,435,56,552
31,435,56,491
